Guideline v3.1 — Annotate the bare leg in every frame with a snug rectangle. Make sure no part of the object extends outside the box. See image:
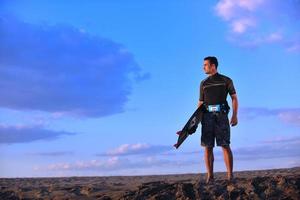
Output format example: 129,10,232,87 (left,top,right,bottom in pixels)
204,146,214,183
222,145,233,180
